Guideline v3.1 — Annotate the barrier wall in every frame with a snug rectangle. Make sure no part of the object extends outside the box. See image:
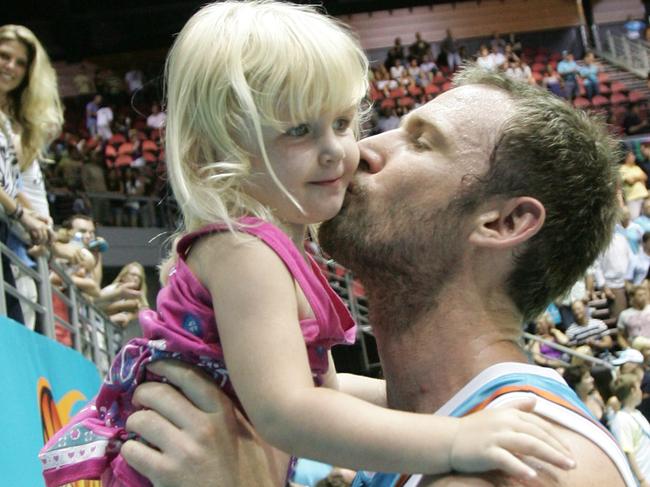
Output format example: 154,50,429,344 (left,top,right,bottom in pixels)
0,317,101,486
